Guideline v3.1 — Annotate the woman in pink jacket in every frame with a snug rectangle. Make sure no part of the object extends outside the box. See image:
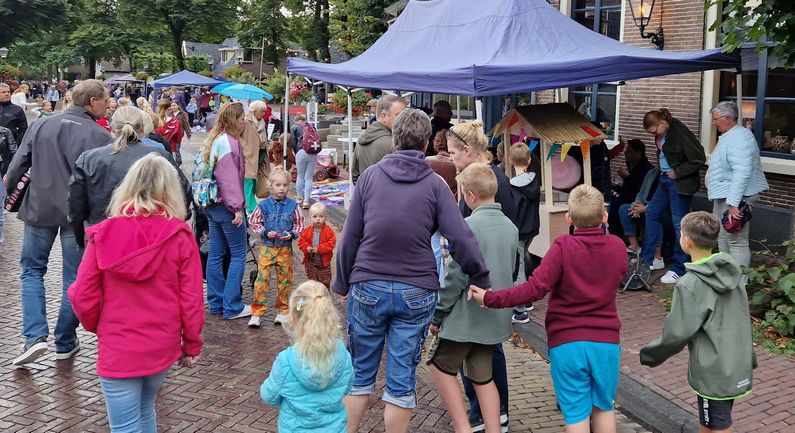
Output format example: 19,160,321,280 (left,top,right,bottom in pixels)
68,153,204,433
